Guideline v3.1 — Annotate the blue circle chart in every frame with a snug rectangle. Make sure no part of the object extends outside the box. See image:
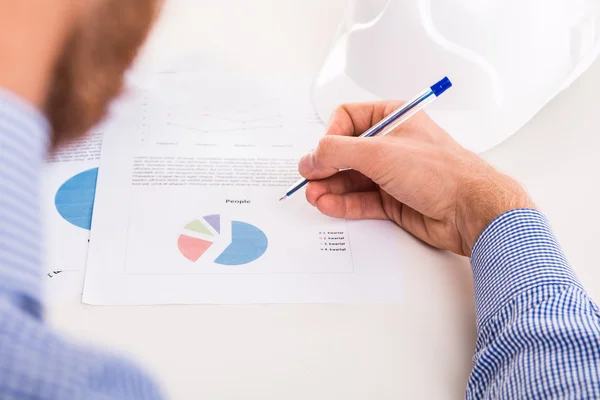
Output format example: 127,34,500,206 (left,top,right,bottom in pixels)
215,220,268,266
54,168,99,230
